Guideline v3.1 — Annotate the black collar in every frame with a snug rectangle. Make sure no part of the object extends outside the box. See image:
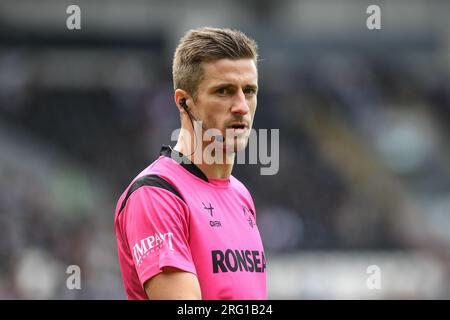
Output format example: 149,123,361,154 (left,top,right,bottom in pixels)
159,145,209,183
